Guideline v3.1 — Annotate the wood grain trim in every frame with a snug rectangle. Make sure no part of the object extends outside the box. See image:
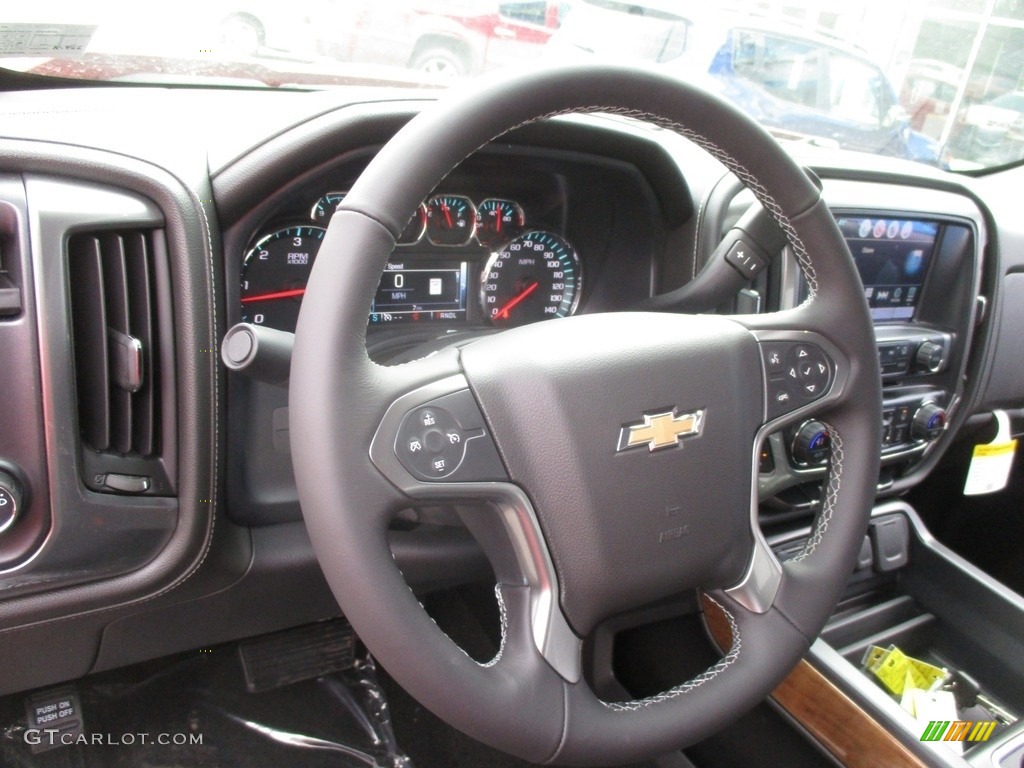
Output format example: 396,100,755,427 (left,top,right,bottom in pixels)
700,595,928,768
